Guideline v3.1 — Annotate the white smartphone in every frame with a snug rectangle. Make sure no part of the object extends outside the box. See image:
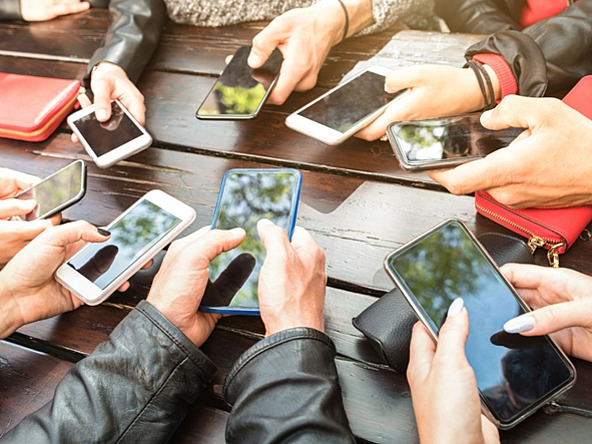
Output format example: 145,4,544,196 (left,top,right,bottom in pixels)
285,65,406,145
67,100,152,169
13,159,86,221
56,189,196,305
